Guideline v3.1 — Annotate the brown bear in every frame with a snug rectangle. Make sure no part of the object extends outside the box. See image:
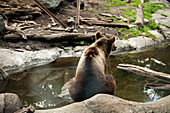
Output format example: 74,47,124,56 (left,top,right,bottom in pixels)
68,31,116,102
